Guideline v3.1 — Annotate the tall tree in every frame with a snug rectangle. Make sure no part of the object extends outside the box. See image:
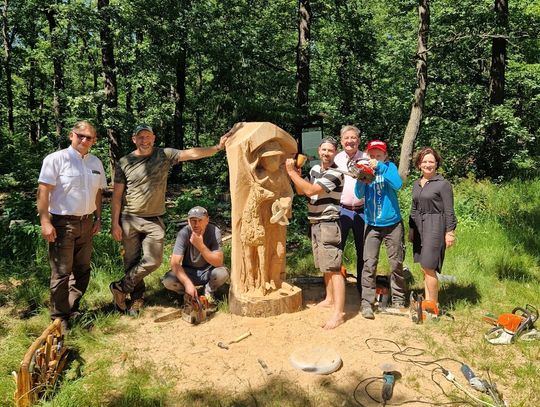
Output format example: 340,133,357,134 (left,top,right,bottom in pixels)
295,0,312,144
1,0,15,135
334,0,353,119
98,0,121,169
44,2,65,141
478,0,508,178
398,0,430,180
